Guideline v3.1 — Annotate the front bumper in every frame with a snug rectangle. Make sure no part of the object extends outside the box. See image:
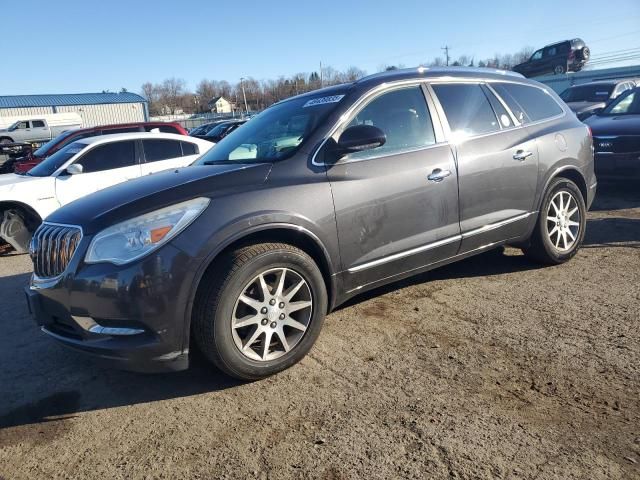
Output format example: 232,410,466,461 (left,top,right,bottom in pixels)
25,241,200,373
594,152,640,179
